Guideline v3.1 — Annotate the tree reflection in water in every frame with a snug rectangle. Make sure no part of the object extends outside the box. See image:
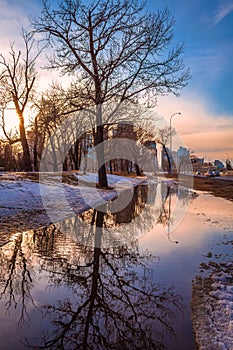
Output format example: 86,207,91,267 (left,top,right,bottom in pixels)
0,233,35,327
0,184,188,349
